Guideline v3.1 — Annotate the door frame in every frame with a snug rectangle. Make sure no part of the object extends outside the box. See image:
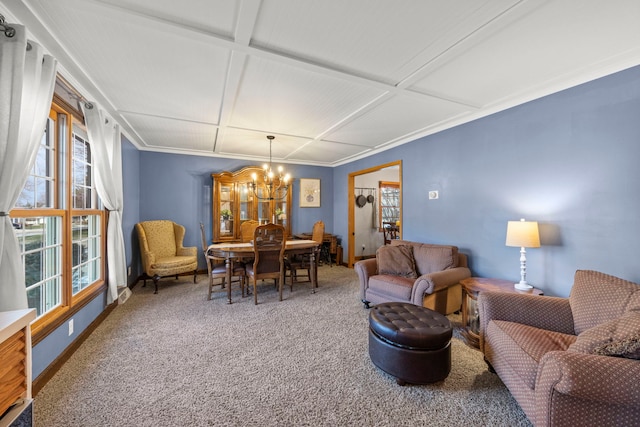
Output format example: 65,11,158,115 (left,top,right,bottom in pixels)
347,160,402,267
